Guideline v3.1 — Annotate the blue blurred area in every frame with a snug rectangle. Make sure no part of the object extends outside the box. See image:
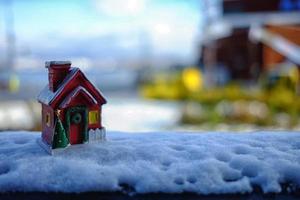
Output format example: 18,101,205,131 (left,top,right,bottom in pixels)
0,0,200,72
0,0,200,131
1,0,300,132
